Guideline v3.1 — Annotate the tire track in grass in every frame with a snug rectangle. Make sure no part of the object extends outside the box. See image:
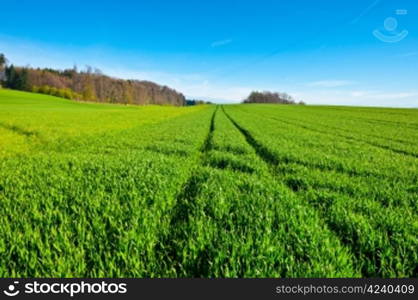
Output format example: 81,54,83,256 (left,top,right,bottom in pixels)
273,108,417,146
230,107,418,204
156,107,360,276
229,106,414,206
222,107,279,166
155,106,218,276
310,107,418,130
259,113,418,159
222,106,378,275
234,105,418,158
227,107,416,181
0,122,39,137
226,107,418,276
354,117,418,131
299,118,417,147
